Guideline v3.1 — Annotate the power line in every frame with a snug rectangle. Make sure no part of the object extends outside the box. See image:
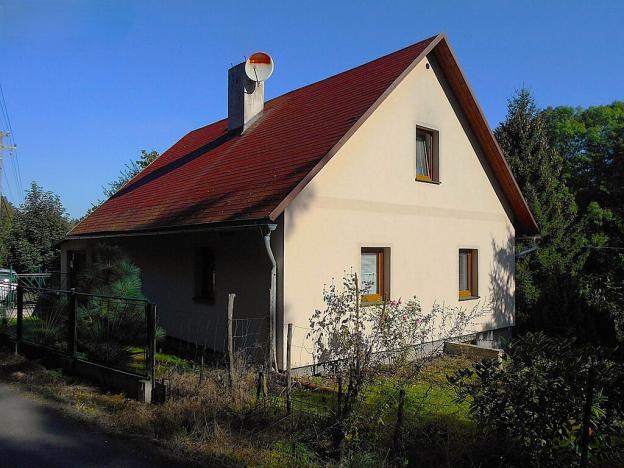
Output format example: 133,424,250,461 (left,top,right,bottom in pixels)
0,83,14,136
0,82,23,203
